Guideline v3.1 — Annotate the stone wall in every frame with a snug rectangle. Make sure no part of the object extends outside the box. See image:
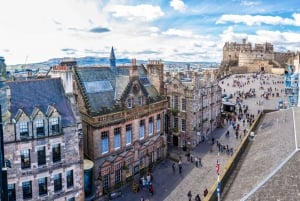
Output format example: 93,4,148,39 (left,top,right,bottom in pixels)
221,40,292,74
271,68,285,75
